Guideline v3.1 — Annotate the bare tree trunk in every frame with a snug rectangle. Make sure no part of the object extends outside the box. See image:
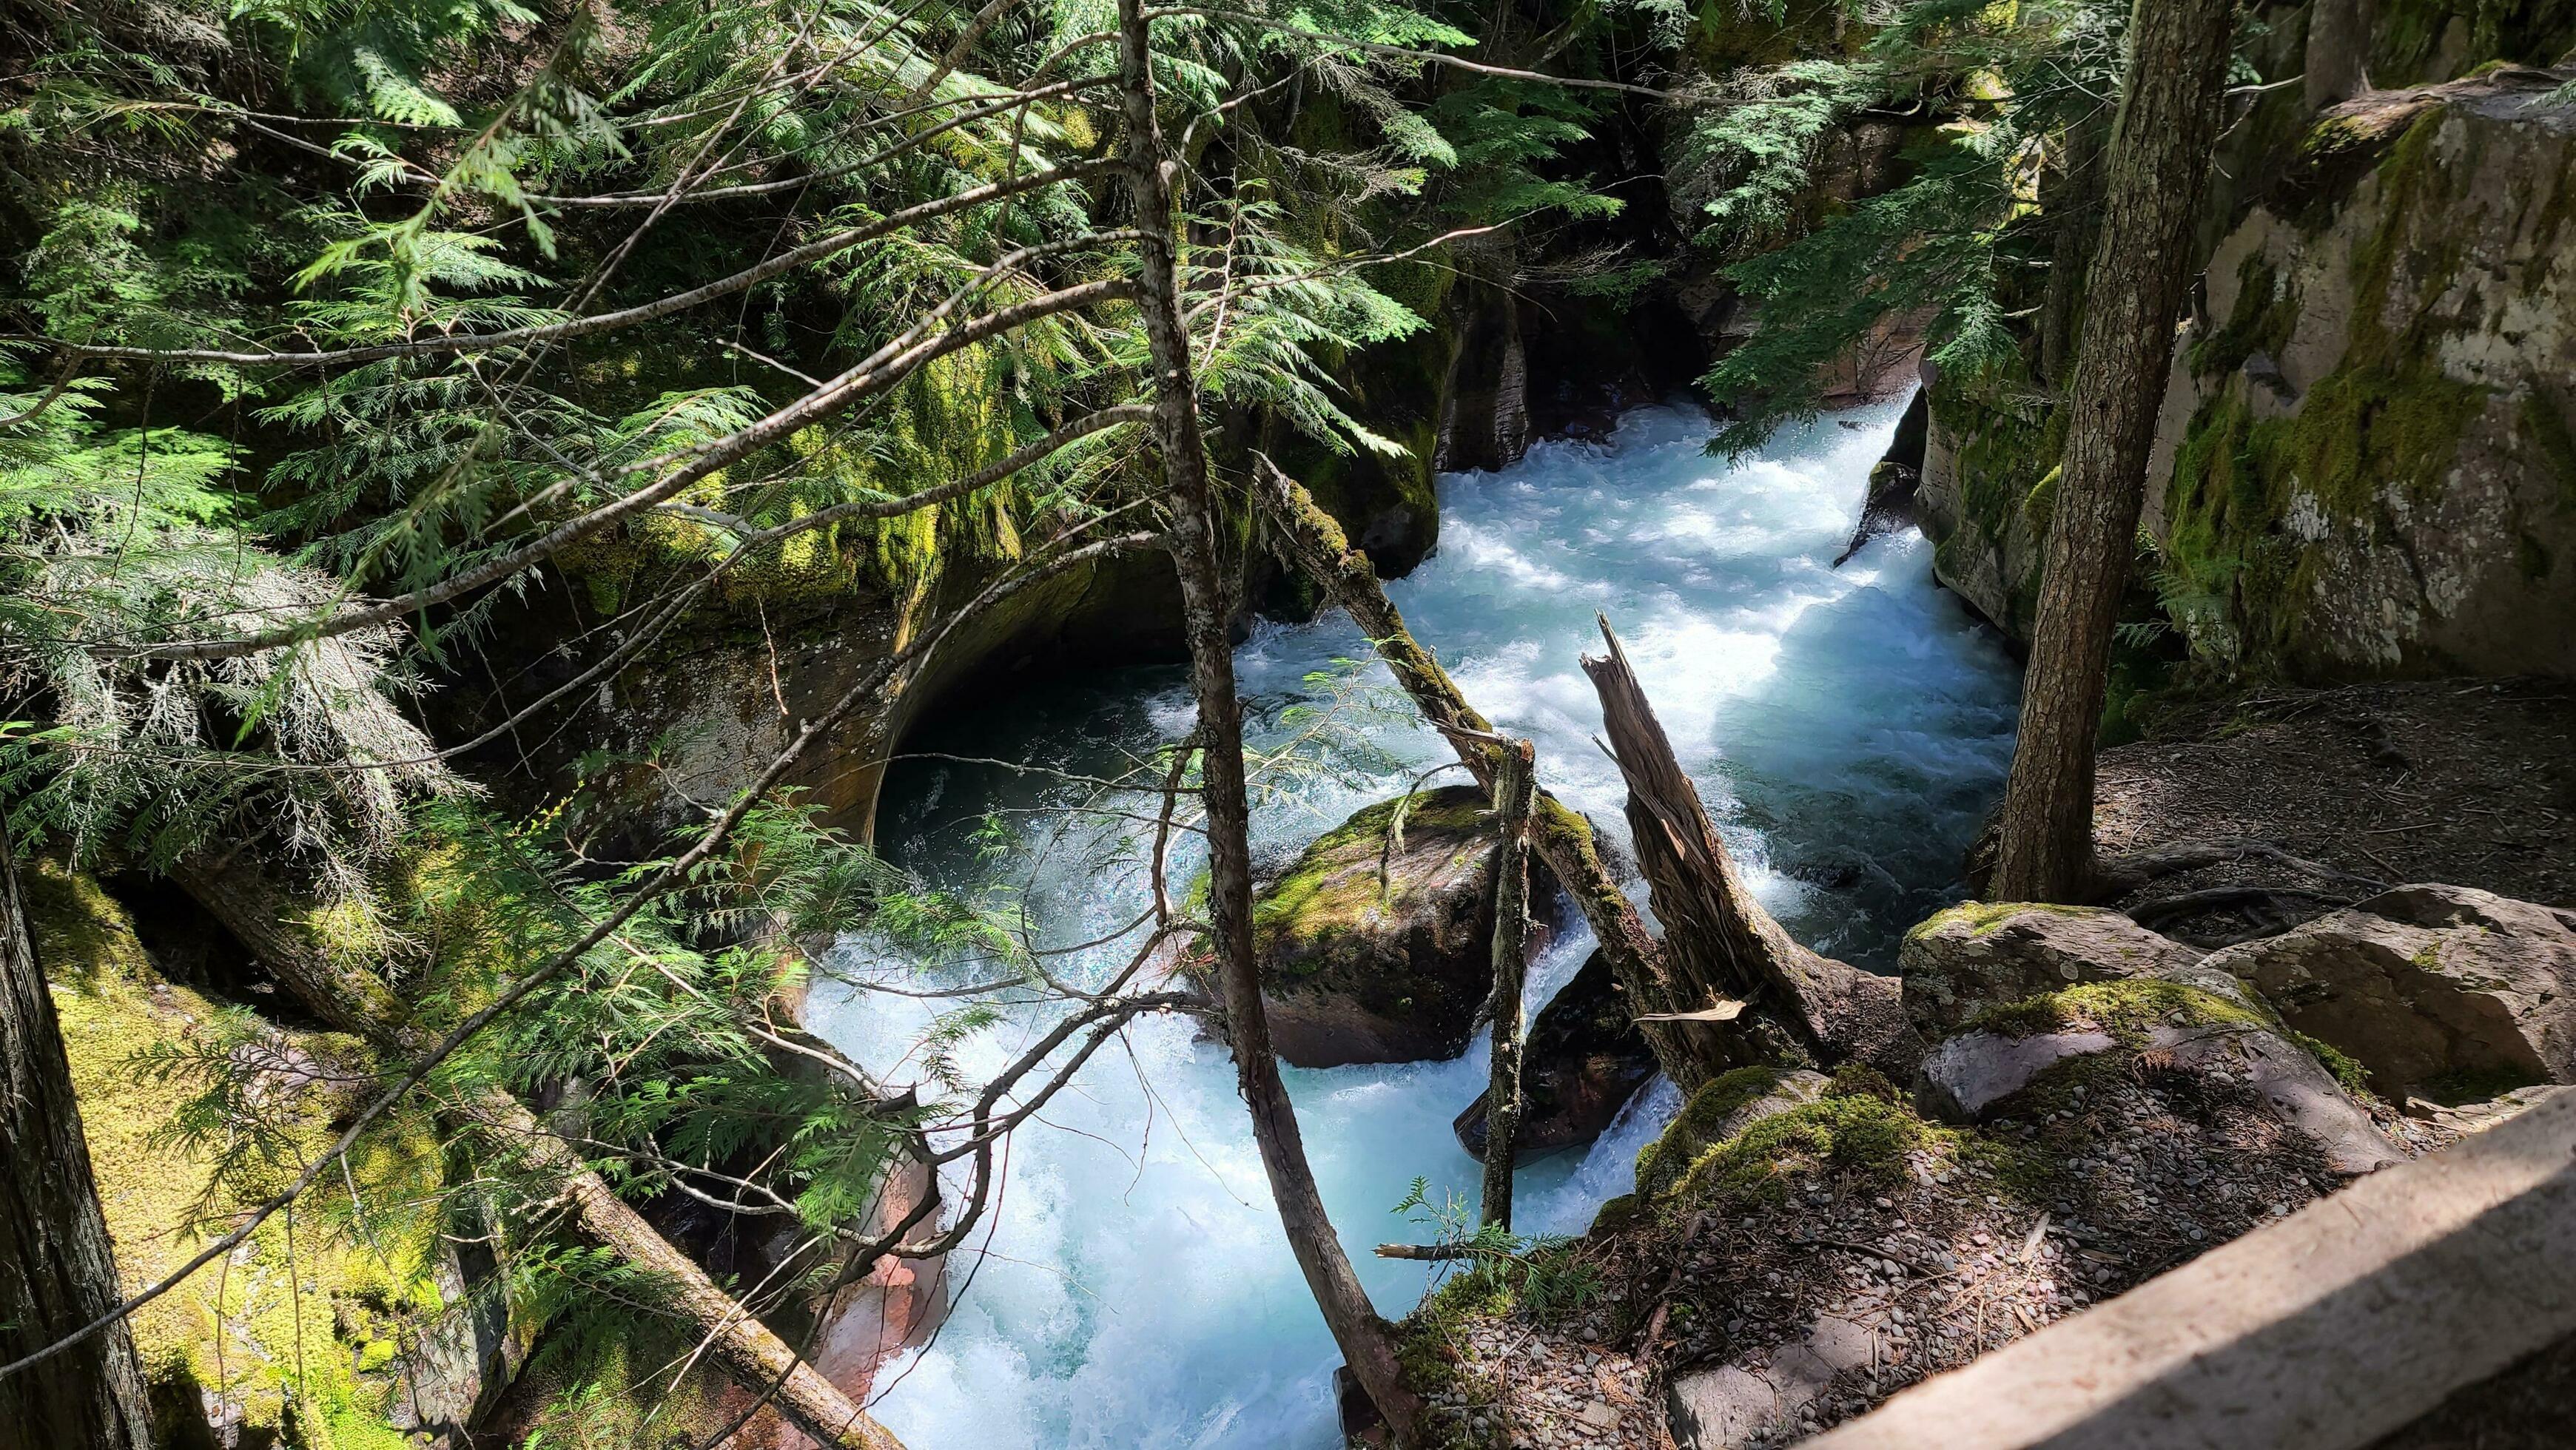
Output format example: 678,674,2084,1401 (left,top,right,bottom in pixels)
473,1094,909,1450
1581,619,1921,1079
169,857,909,1450
1112,2,1425,1441
1249,456,1726,1090
1478,739,1536,1232
0,824,154,1450
1991,0,2239,903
